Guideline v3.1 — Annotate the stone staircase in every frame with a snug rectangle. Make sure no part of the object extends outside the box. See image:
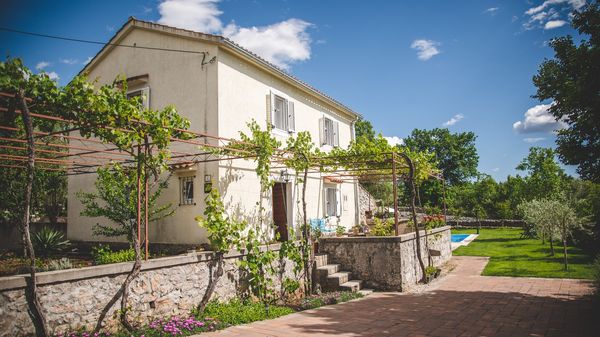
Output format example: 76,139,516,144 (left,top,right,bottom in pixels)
314,254,373,295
